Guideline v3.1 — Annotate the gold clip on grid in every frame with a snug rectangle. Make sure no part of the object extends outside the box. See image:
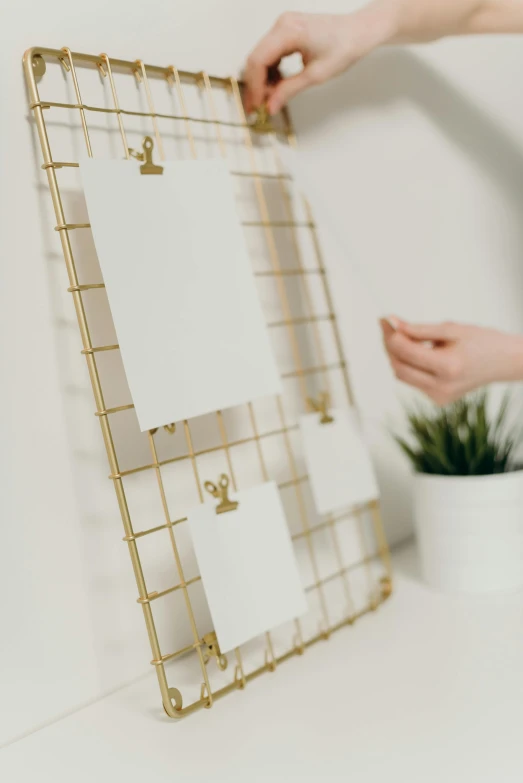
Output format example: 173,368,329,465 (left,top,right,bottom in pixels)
204,474,238,515
129,136,163,175
251,103,274,134
149,422,176,436
308,391,334,425
202,632,228,671
250,64,279,133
